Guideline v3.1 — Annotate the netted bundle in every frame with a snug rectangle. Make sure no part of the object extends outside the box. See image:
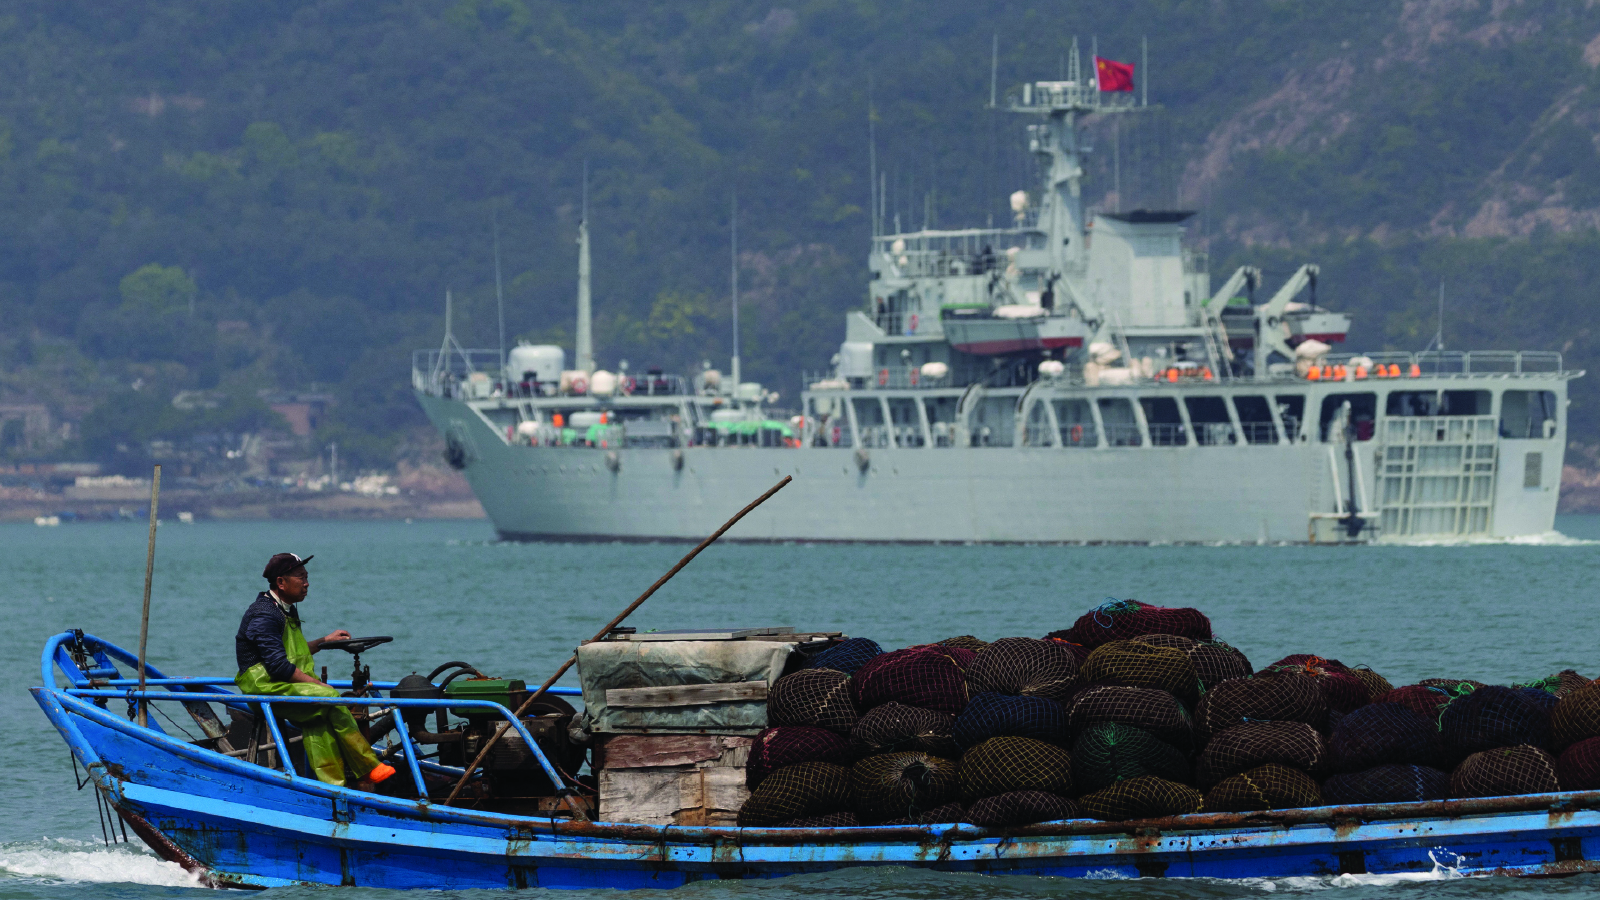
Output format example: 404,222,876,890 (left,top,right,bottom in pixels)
1044,637,1092,670
1350,668,1393,702
959,735,1073,802
967,791,1081,827
1438,685,1551,757
951,692,1067,749
1136,634,1255,691
1377,685,1454,722
849,702,958,757
776,811,860,828
1254,657,1370,714
1052,600,1213,650
1553,681,1600,751
936,635,989,652
1065,685,1194,751
1198,720,1327,787
737,762,854,826
1329,703,1443,772
1081,640,1201,706
1554,671,1592,698
850,752,961,823
1078,776,1202,821
967,637,1080,702
747,726,854,789
1204,764,1322,812
1071,722,1190,794
768,668,859,733
852,647,970,715
879,801,967,826
1557,737,1600,791
1451,744,1560,798
1322,764,1452,805
1197,676,1326,741
805,638,883,676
